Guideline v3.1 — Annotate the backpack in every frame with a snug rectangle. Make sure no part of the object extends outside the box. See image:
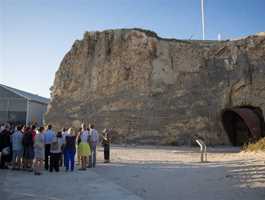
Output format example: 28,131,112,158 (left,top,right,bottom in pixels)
51,138,59,152
22,132,33,146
